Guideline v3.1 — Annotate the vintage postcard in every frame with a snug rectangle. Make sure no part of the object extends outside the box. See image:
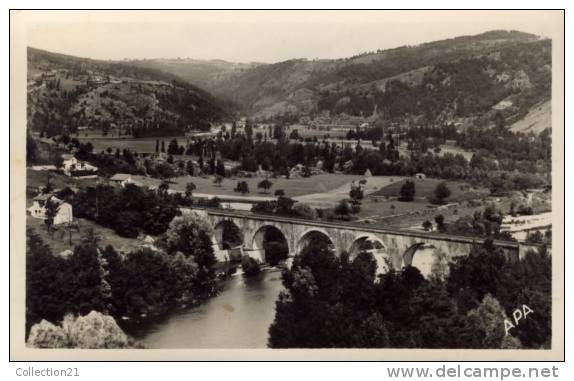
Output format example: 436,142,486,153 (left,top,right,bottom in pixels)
9,9,564,361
